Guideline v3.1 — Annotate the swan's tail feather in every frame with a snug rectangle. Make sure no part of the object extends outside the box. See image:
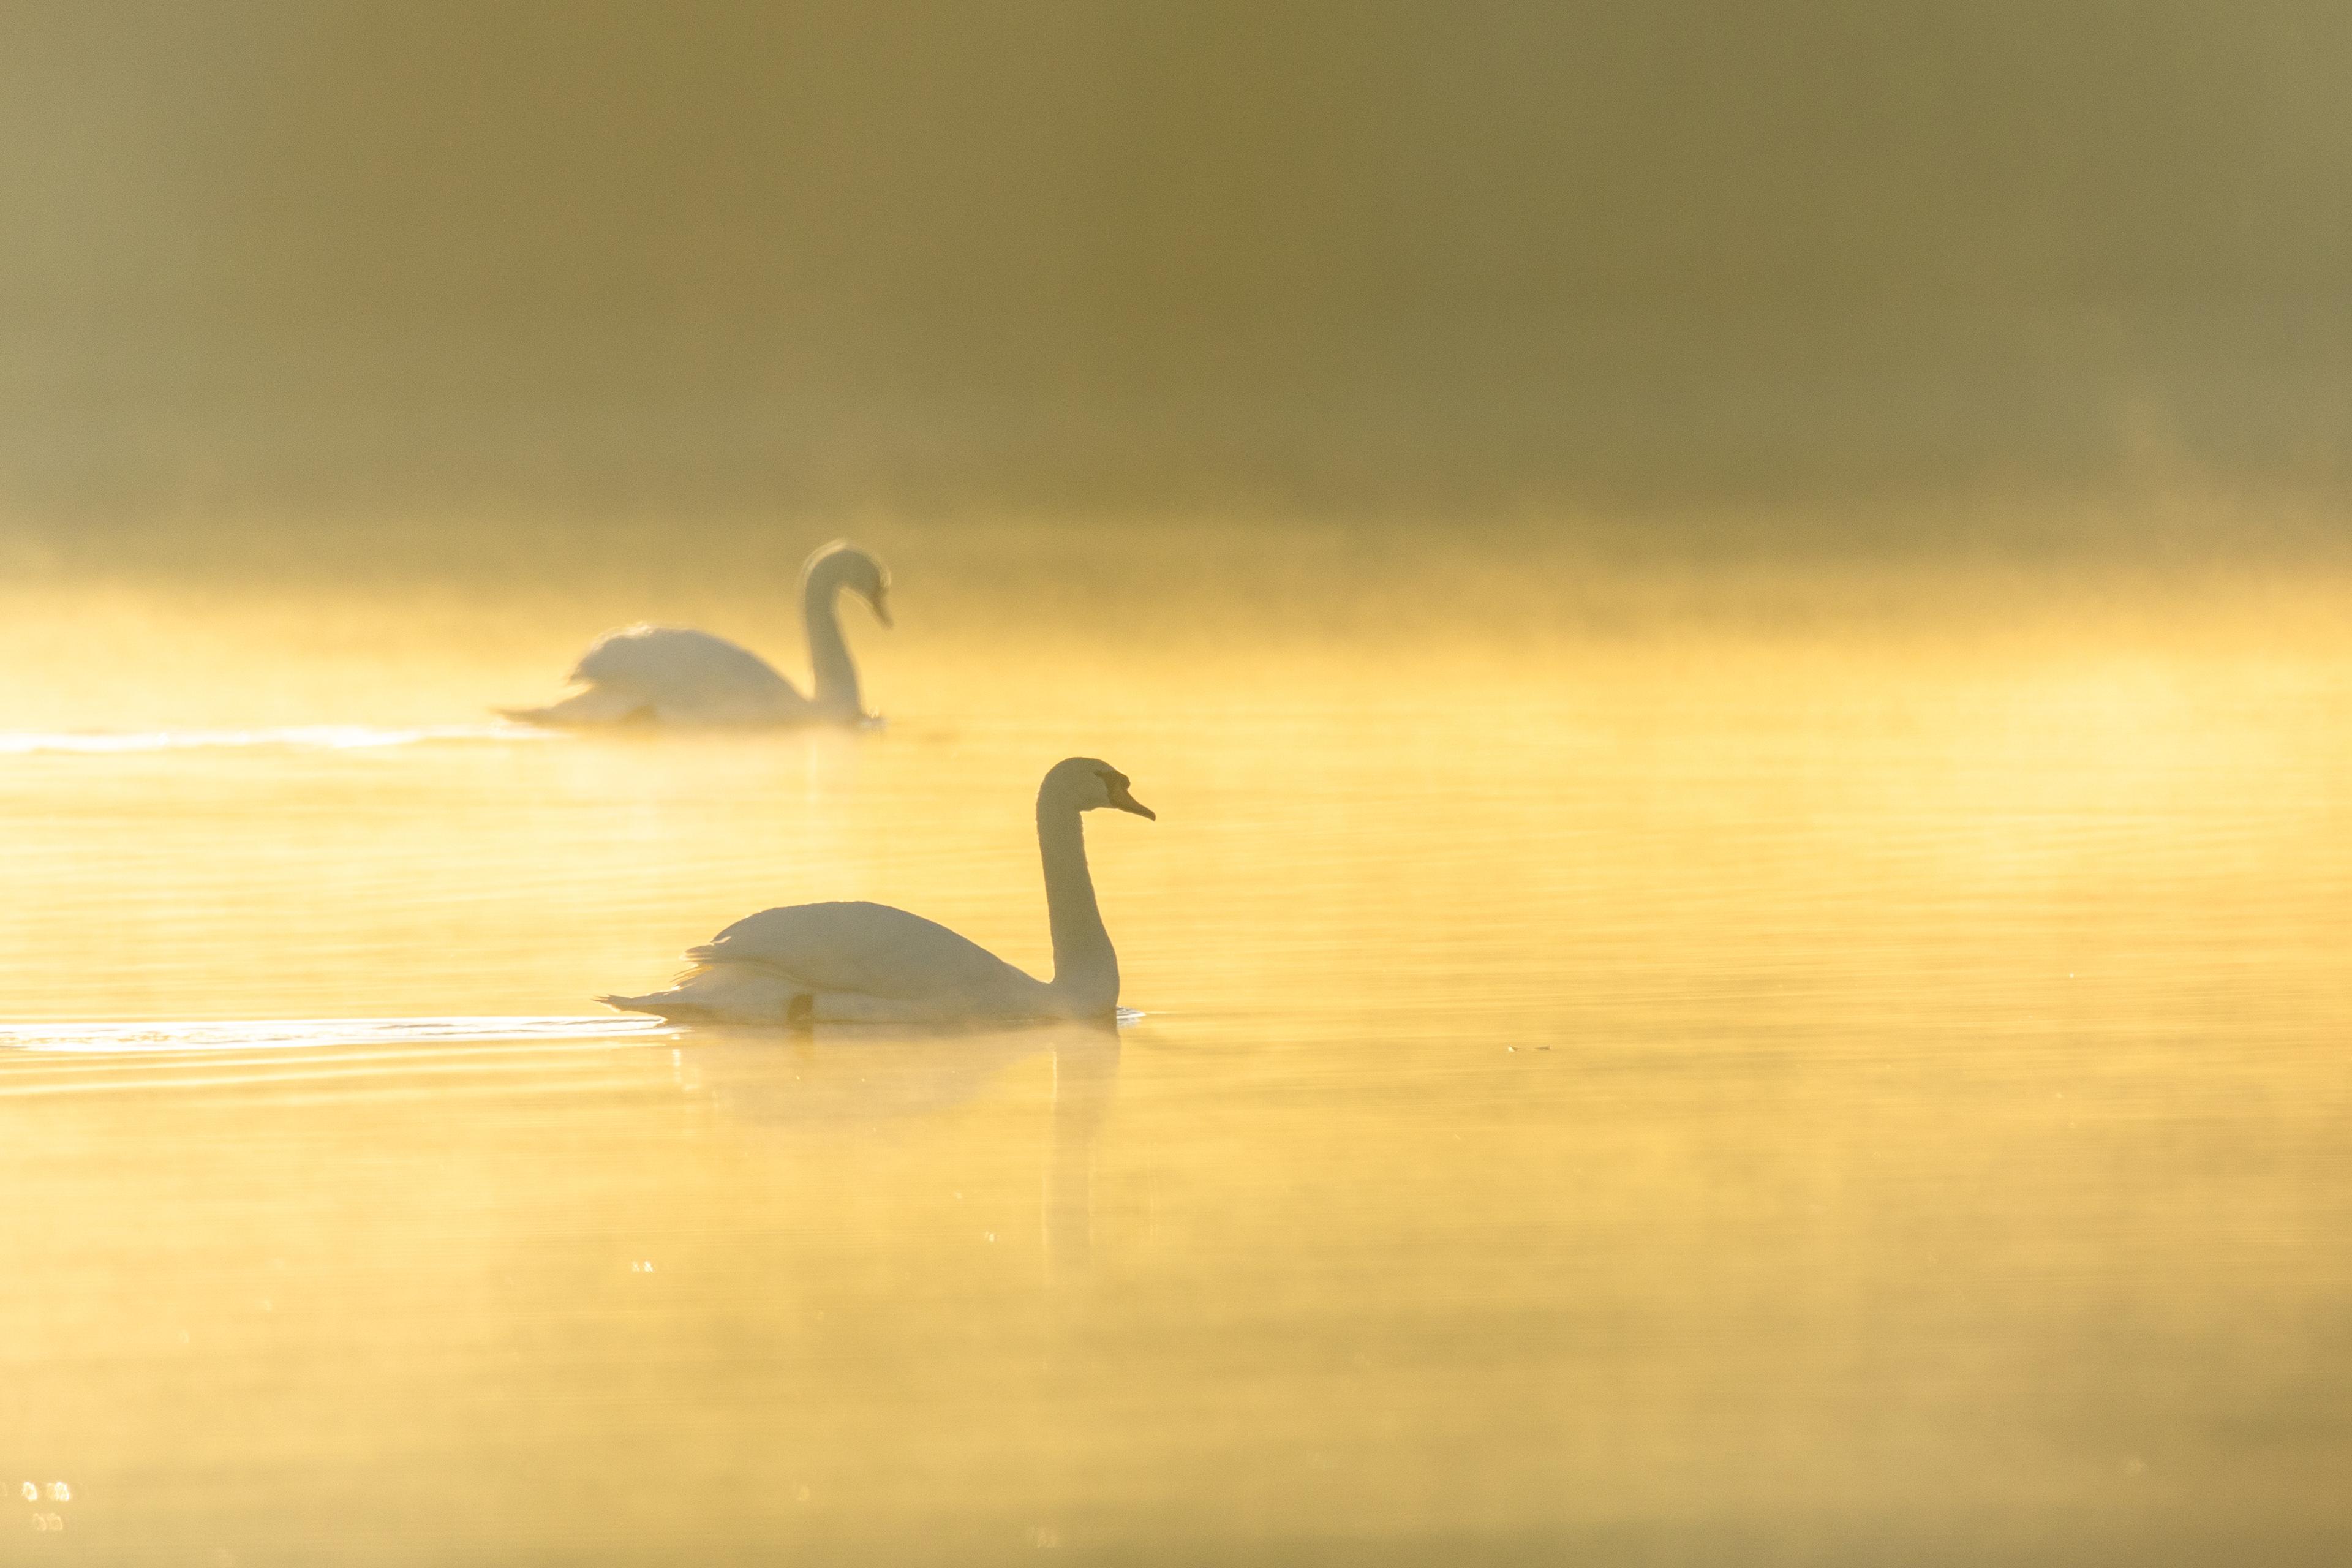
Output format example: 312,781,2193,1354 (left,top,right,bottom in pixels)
598,963,813,1024
598,991,714,1021
500,687,656,727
